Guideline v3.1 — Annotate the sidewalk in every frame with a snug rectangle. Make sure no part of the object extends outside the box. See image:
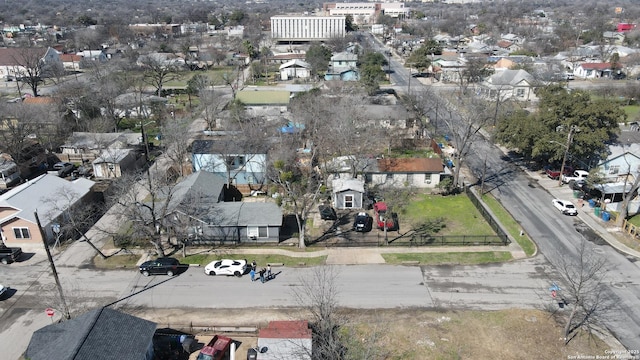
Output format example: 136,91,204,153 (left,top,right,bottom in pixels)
528,171,640,259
